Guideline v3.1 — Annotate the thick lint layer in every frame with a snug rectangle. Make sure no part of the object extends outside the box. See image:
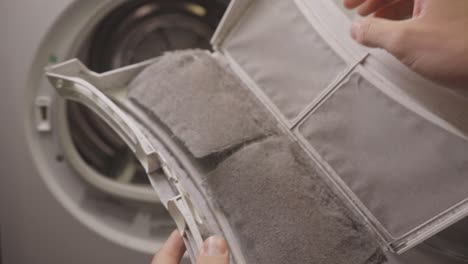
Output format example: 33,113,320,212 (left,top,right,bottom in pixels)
206,136,385,264
128,50,276,158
